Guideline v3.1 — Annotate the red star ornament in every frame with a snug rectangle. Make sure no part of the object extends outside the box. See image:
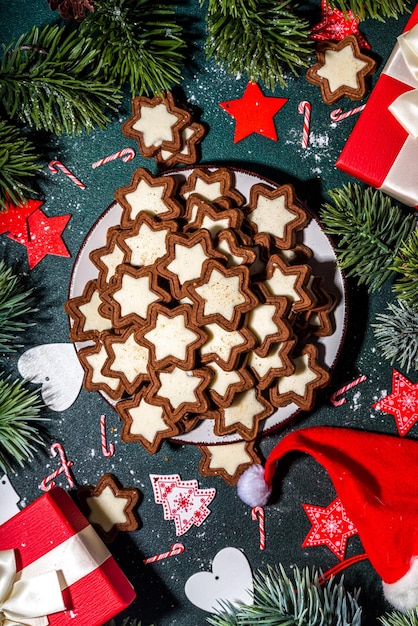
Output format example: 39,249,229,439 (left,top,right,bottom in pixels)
219,81,288,143
302,497,358,560
0,198,43,240
311,0,370,49
373,369,418,436
150,473,216,536
10,208,71,269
